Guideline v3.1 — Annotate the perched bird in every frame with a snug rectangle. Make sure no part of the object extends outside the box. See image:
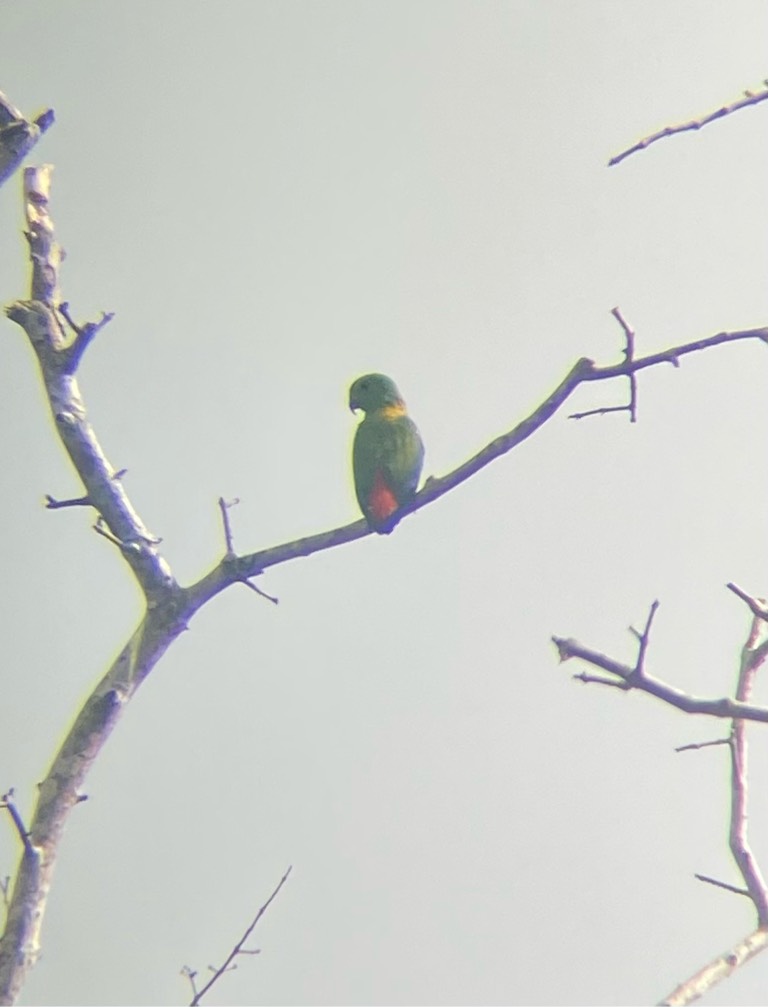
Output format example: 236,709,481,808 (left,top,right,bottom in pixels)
349,373,424,534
